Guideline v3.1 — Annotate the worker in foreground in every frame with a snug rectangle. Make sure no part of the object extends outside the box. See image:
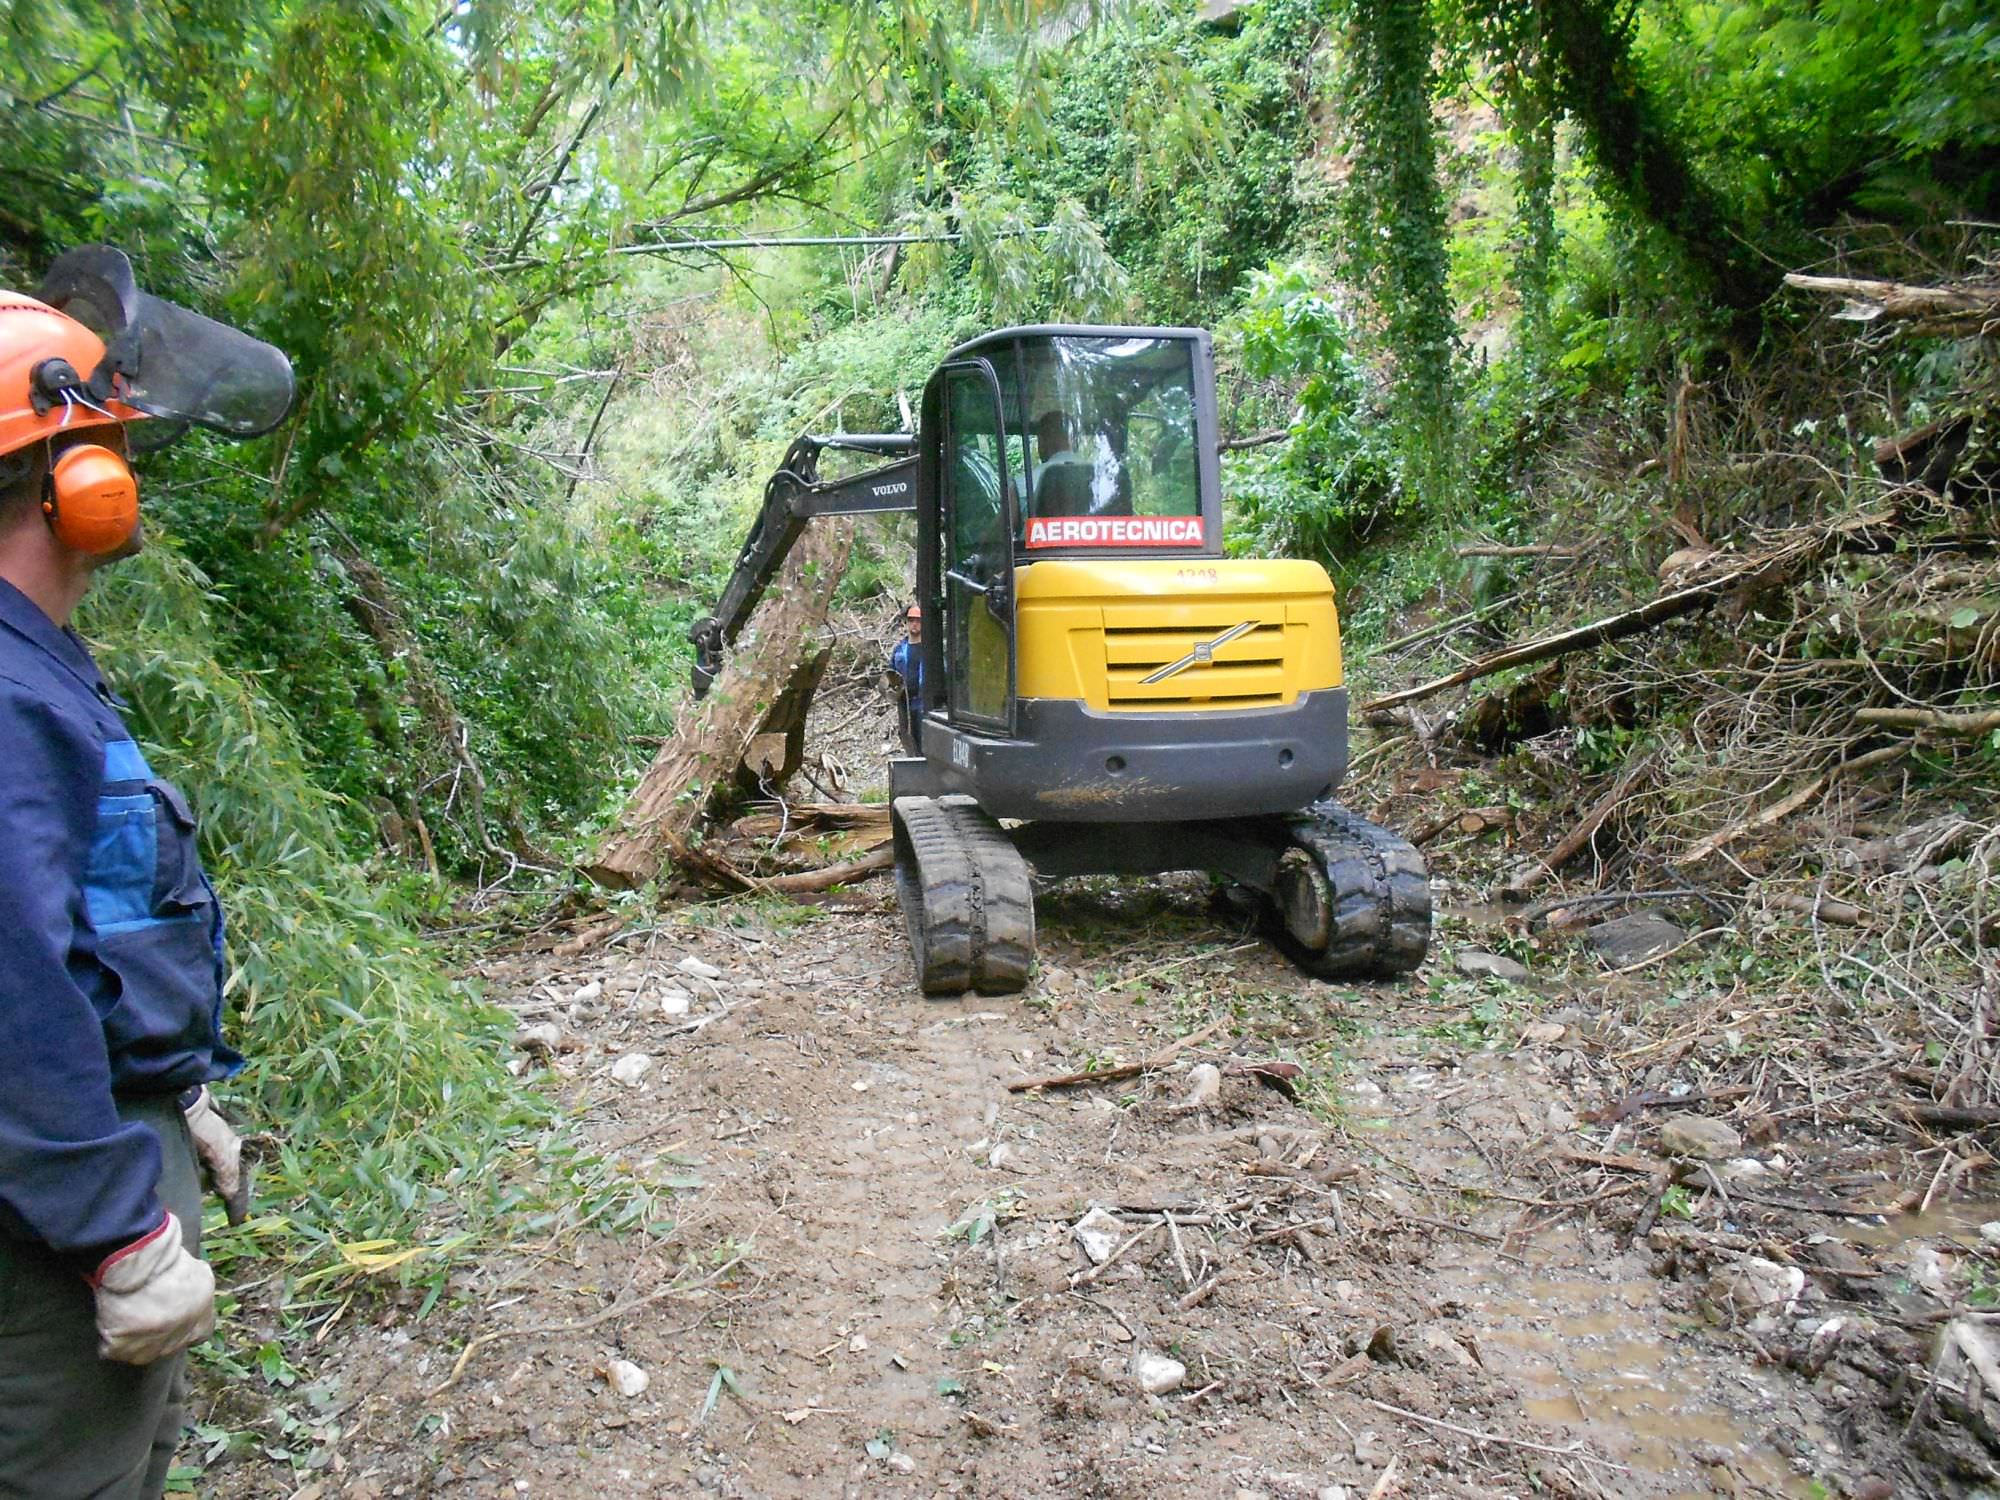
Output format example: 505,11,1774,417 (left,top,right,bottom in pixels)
0,246,292,1498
